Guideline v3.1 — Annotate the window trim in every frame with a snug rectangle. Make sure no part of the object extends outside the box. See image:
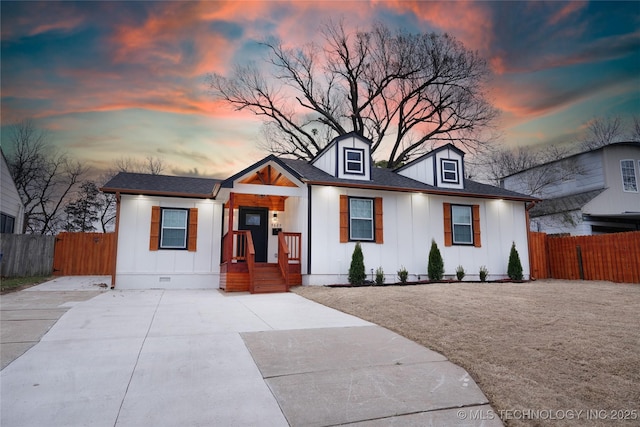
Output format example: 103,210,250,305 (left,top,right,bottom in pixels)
349,197,375,241
451,204,474,245
159,208,189,250
441,159,460,184
344,148,365,176
621,159,638,192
